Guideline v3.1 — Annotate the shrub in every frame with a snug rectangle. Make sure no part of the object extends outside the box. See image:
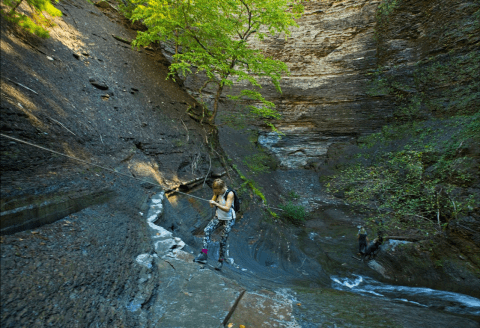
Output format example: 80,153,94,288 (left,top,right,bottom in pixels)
279,202,306,226
326,114,479,237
